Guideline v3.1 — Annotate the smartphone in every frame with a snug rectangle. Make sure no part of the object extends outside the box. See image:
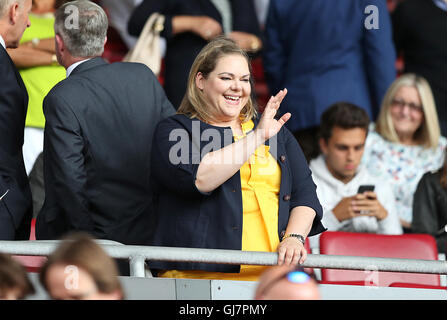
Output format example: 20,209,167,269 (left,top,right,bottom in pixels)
357,185,375,194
